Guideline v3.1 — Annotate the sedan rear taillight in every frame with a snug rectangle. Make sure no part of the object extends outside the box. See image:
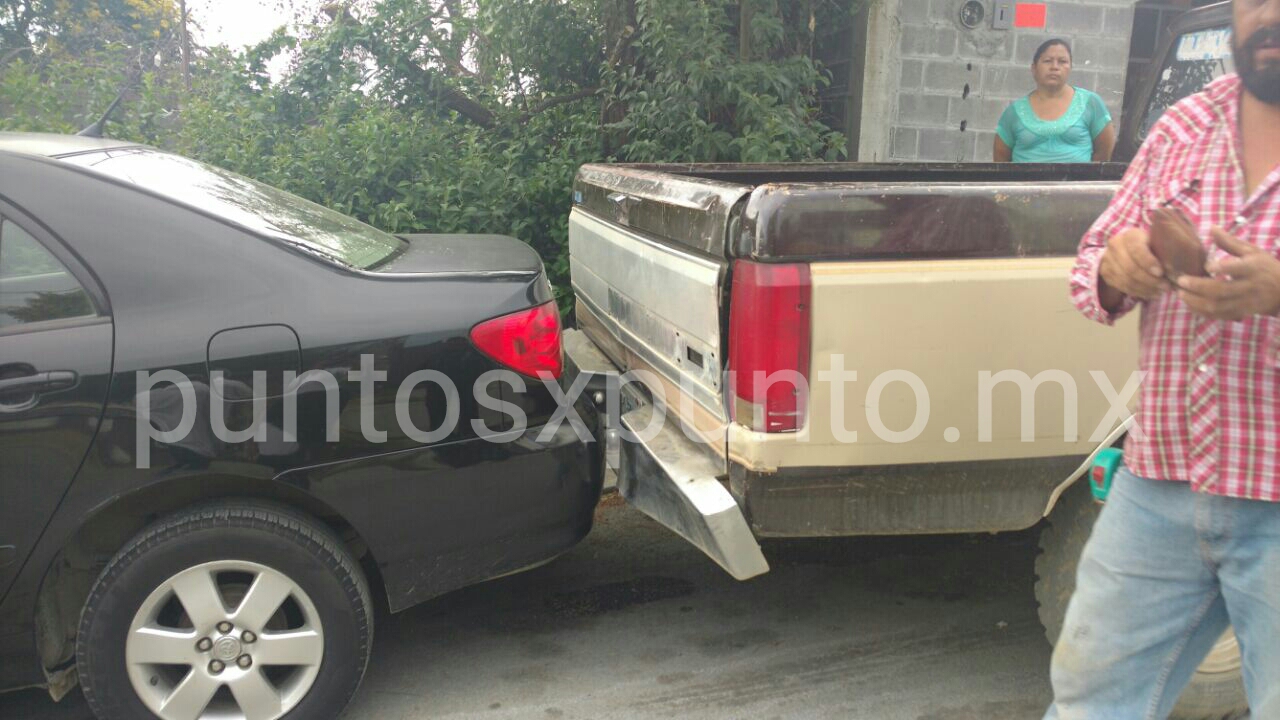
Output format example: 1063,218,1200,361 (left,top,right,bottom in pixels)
728,261,811,433
470,301,563,379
